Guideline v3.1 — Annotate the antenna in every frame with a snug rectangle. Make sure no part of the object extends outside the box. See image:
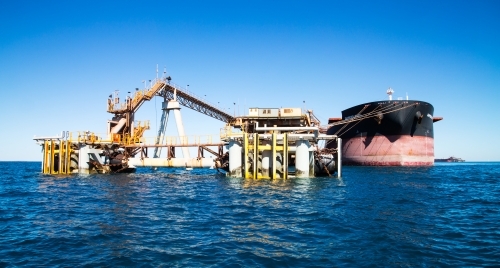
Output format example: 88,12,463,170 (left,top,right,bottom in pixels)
163,66,166,79
386,87,394,101
156,64,158,79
